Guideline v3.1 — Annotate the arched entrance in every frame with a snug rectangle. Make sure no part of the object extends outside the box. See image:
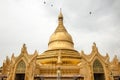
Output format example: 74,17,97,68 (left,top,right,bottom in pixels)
15,60,26,80
93,59,105,80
